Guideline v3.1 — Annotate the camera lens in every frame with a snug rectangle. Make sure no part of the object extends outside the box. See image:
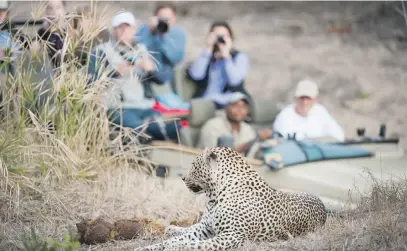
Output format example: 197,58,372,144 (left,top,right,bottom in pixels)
356,128,365,137
156,19,169,33
217,35,225,44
